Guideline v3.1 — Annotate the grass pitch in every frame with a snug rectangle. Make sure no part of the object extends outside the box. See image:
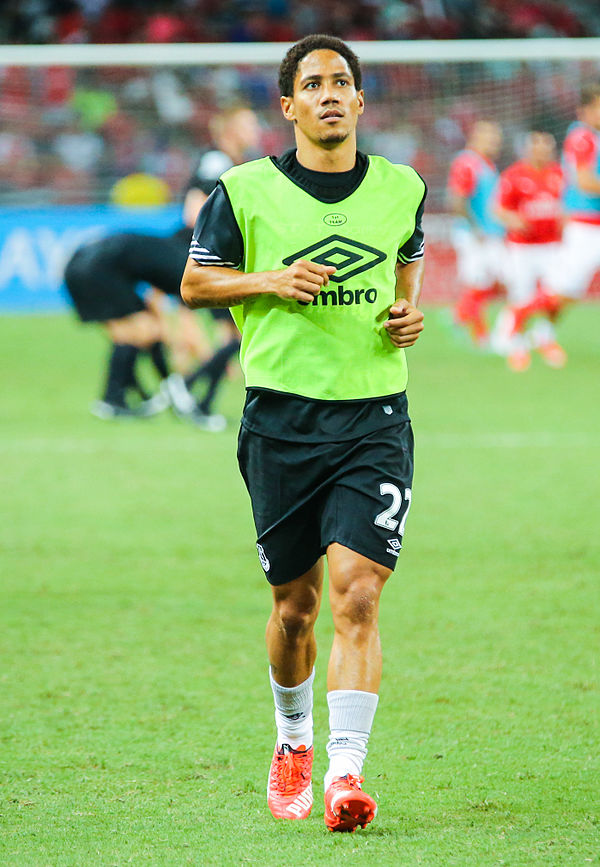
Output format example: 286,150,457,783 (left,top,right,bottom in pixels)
1,308,599,865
